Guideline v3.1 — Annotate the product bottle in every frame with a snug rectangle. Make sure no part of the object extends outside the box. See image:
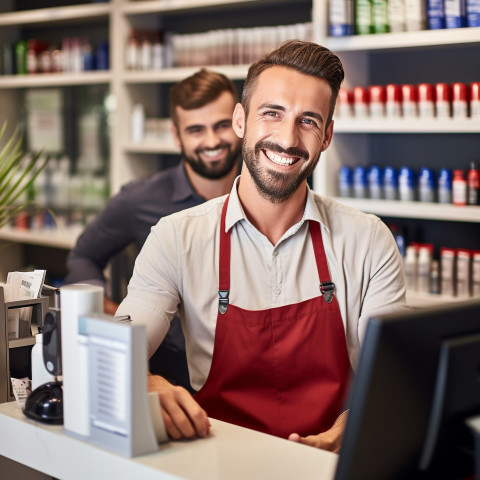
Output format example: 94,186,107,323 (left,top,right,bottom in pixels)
355,0,373,34
338,166,353,198
417,244,433,294
31,331,55,390
330,0,355,36
452,82,468,119
126,29,140,70
398,166,416,201
429,260,440,294
418,167,436,202
435,83,451,118
467,160,480,205
438,168,453,203
456,249,472,298
388,0,406,32
473,251,480,297
440,247,456,296
471,82,480,119
404,245,418,291
131,103,145,143
372,0,390,33
427,0,446,29
452,169,467,206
